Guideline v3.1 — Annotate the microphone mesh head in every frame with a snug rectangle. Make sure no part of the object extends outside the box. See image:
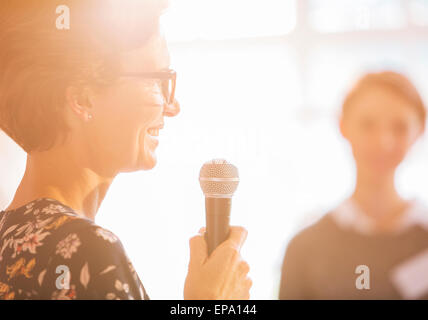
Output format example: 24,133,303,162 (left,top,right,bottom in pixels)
199,159,239,198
